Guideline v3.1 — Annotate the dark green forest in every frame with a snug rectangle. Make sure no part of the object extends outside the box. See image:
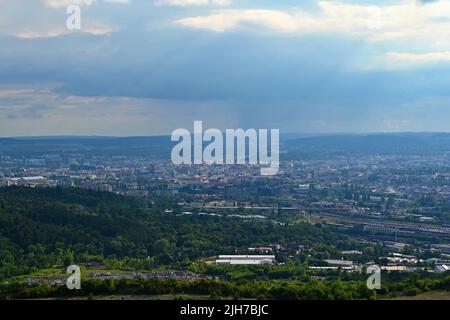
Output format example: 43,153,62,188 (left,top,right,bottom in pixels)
0,186,338,280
